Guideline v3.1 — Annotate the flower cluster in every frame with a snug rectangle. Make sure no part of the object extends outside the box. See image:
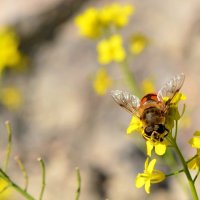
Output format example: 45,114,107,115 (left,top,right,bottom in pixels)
0,87,22,110
97,34,126,64
93,68,113,95
0,27,24,110
188,131,200,170
0,27,24,76
75,4,134,39
75,3,148,96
